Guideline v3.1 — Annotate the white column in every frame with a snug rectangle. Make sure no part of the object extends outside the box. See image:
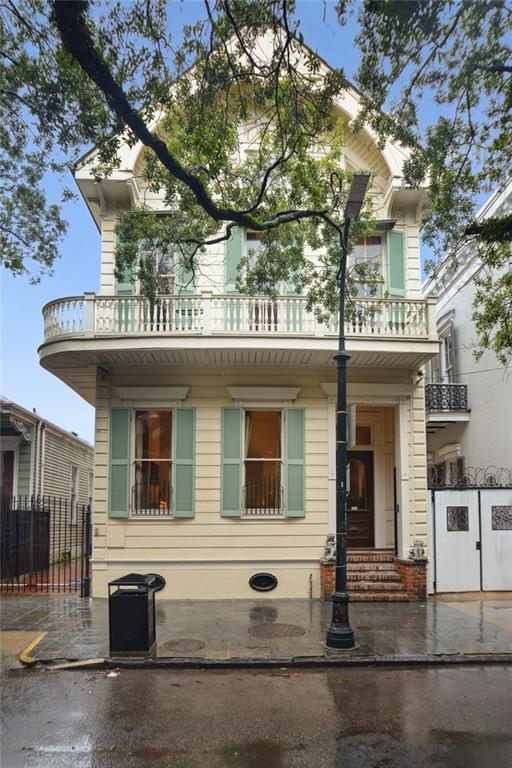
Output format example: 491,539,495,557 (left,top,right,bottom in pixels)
201,290,212,335
396,397,411,559
327,396,336,534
